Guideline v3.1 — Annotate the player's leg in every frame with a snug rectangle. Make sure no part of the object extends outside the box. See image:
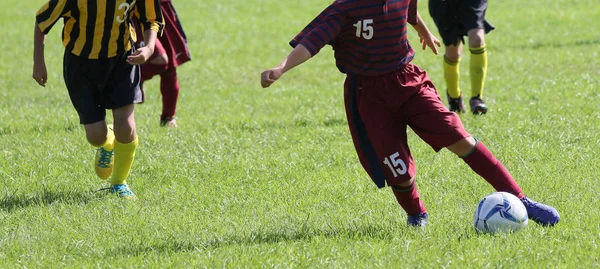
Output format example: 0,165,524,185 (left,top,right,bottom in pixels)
406,74,559,226
62,51,115,180
100,51,144,200
462,0,494,114
159,67,179,127
447,137,559,225
428,0,465,113
467,28,488,114
344,73,427,227
110,104,138,198
391,178,428,227
444,44,465,113
85,121,115,180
